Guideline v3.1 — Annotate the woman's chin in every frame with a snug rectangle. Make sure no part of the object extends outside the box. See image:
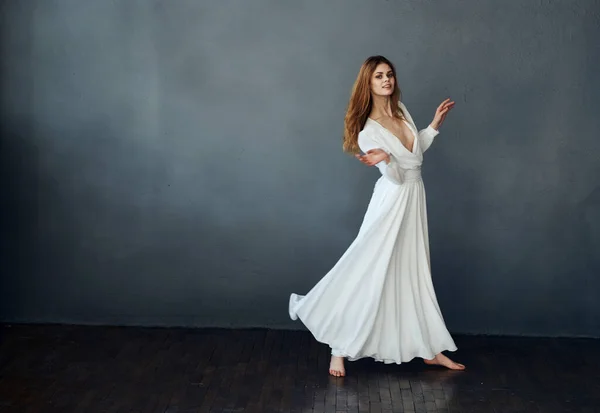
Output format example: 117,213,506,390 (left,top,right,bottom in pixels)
373,90,393,97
